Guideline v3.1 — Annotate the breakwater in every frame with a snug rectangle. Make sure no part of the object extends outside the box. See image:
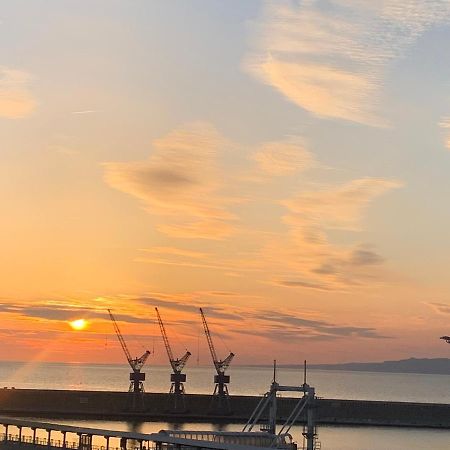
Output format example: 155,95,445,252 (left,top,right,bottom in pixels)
0,389,449,429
